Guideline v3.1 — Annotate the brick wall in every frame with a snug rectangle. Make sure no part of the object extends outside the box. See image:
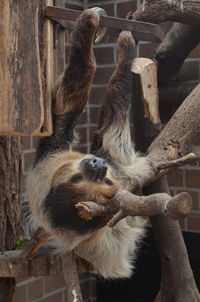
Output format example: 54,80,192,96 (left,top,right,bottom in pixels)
15,0,200,301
